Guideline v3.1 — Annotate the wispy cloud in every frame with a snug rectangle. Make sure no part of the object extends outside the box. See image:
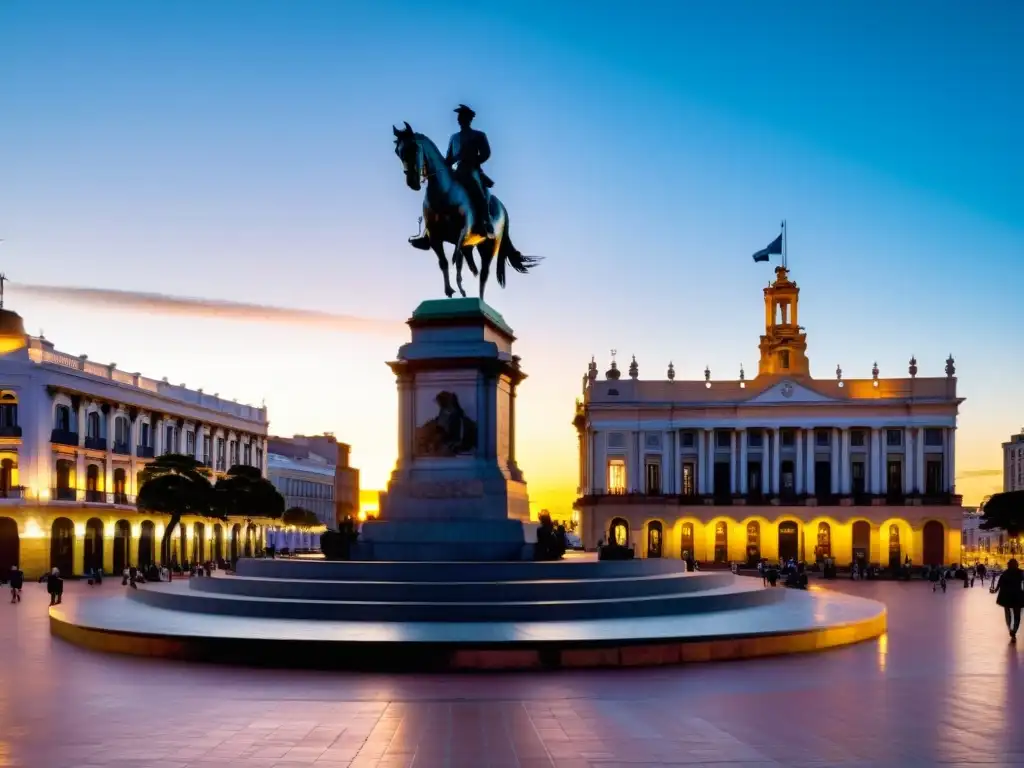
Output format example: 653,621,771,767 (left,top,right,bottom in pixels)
957,469,1002,479
12,283,404,335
